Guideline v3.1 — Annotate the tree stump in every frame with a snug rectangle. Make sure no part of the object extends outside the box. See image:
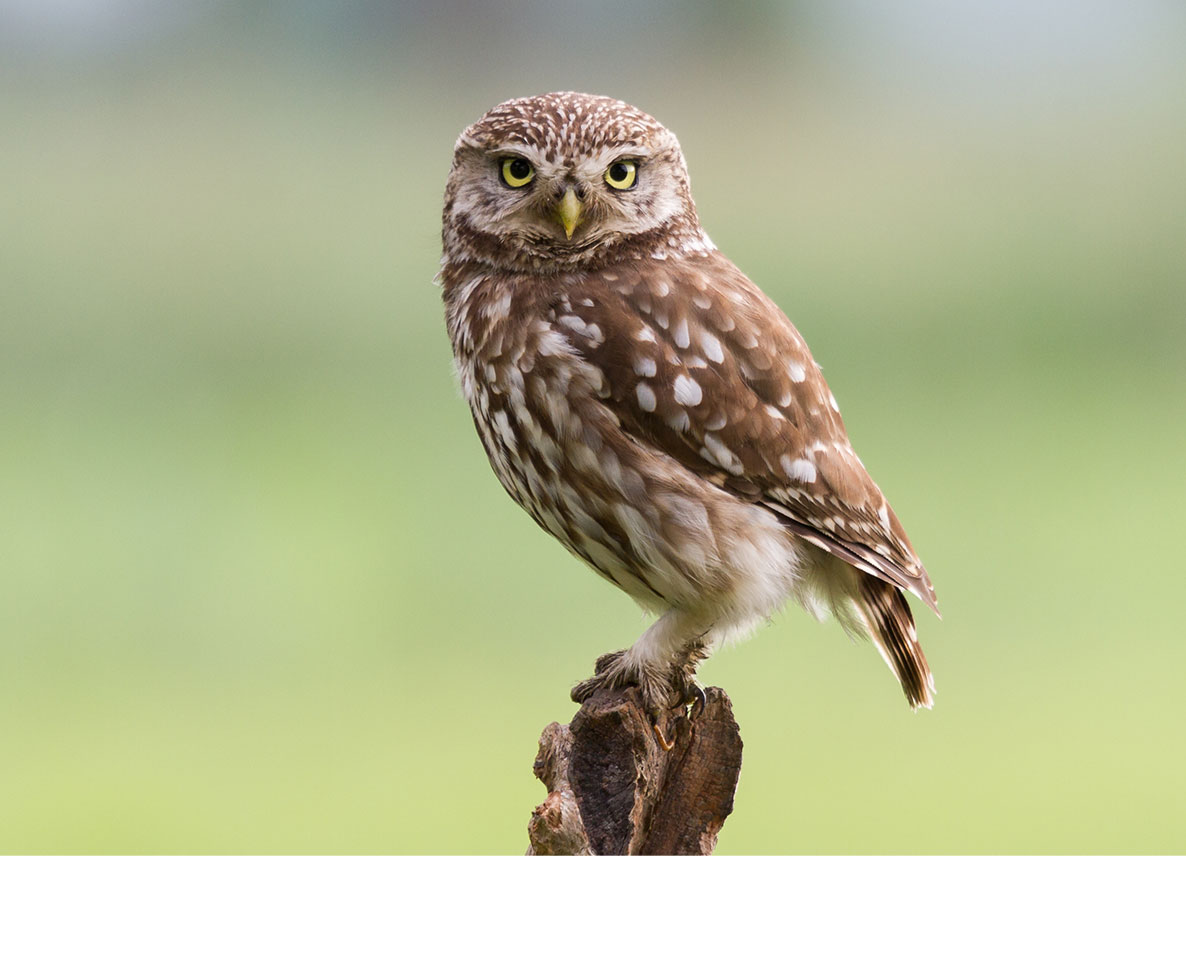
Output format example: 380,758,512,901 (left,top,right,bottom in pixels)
527,685,743,855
